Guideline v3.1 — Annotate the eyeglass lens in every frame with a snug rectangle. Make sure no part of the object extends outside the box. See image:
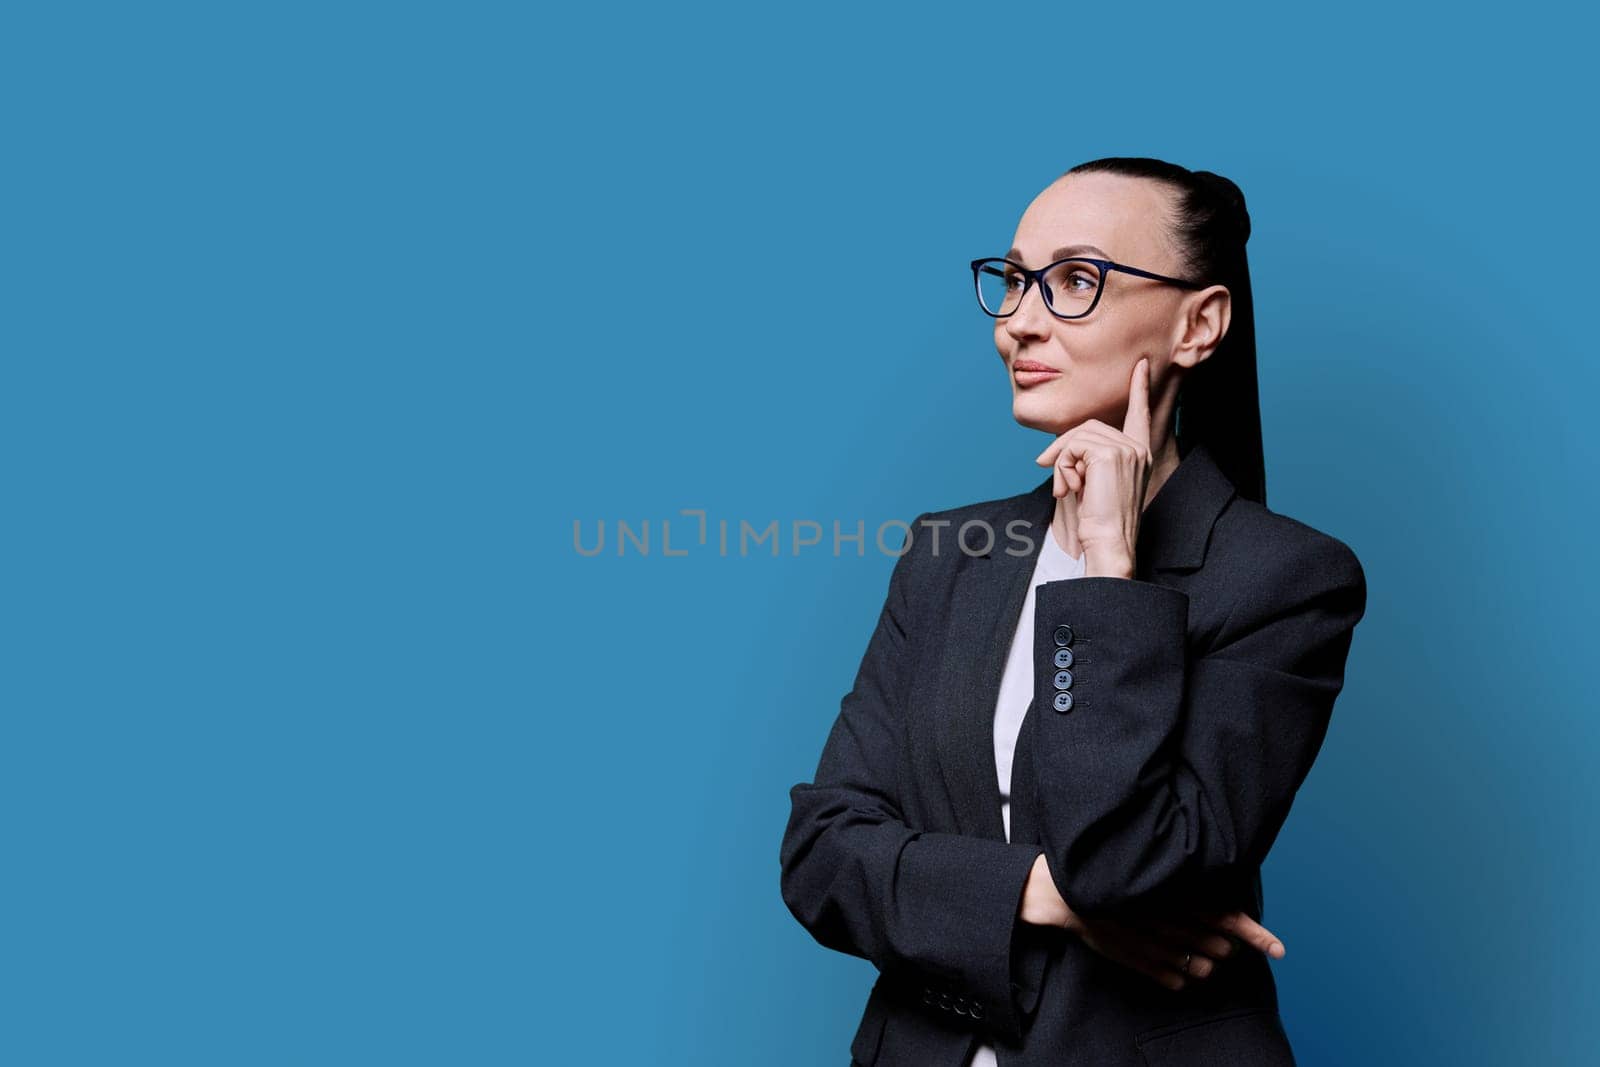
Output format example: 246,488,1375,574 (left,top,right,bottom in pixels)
977,259,1102,318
